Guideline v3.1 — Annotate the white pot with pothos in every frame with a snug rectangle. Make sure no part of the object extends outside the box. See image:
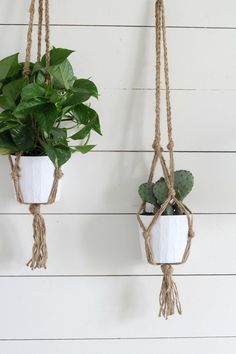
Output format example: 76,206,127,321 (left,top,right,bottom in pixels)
11,155,61,204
